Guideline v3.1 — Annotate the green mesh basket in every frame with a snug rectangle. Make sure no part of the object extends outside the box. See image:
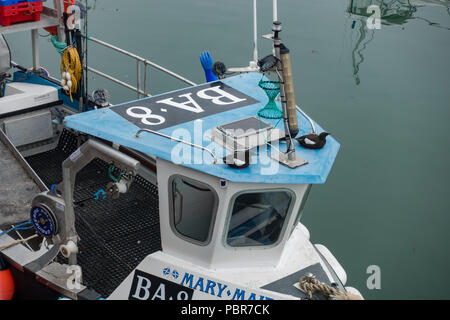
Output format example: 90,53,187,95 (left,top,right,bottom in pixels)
258,80,283,119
